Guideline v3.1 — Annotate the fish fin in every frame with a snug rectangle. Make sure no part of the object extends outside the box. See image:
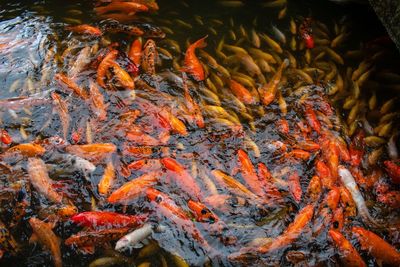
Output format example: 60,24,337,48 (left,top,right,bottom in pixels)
29,233,39,244
0,249,3,259
79,245,95,254
194,35,208,49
